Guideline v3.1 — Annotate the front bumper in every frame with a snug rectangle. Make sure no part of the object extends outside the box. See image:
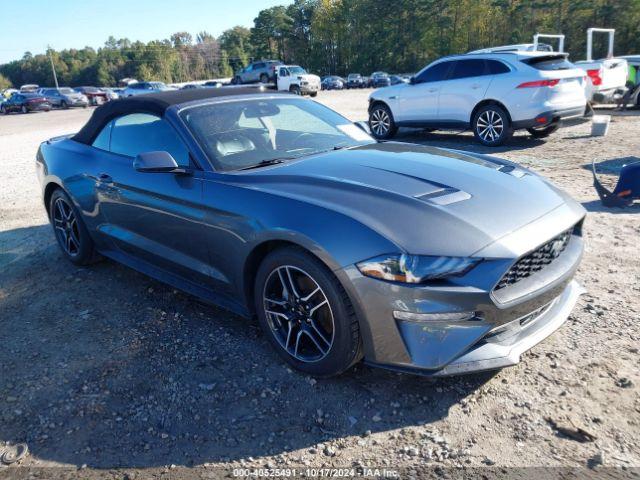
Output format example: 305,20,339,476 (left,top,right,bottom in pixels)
300,84,320,94
419,280,583,376
336,214,585,376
